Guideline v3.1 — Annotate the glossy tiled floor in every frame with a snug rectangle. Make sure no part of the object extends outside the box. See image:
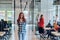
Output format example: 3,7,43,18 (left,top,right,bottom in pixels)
9,24,60,40
13,24,38,40
9,24,53,40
